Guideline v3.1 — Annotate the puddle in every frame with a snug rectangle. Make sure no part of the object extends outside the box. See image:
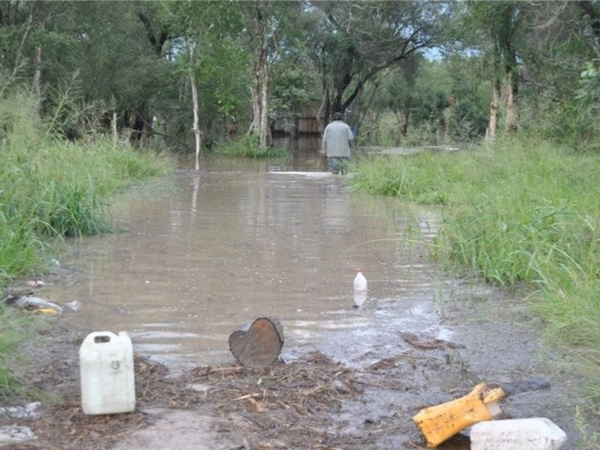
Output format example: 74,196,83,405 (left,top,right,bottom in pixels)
44,161,442,373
